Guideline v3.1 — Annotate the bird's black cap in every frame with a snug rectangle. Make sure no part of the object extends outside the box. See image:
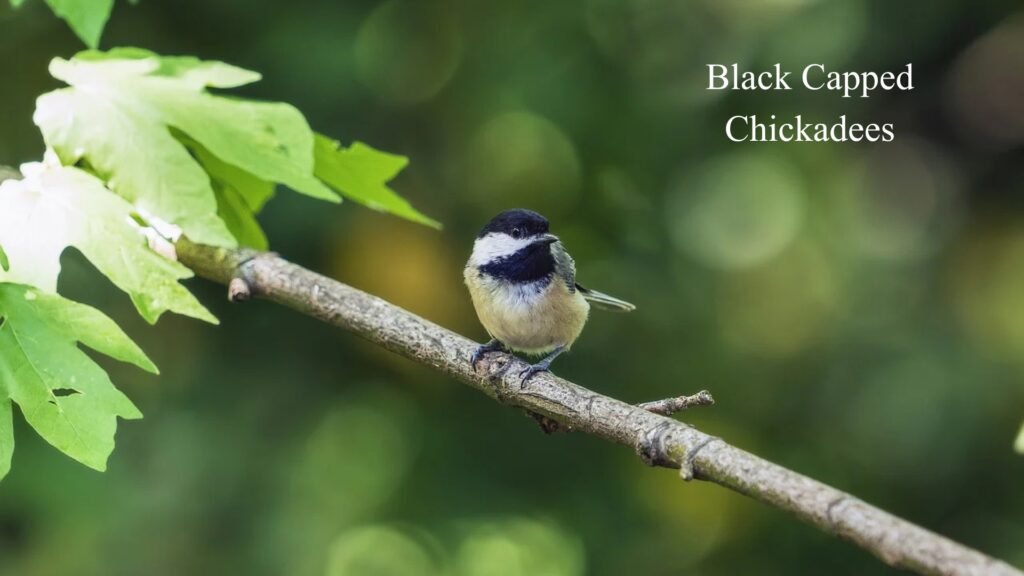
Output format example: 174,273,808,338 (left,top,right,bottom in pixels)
477,209,550,238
